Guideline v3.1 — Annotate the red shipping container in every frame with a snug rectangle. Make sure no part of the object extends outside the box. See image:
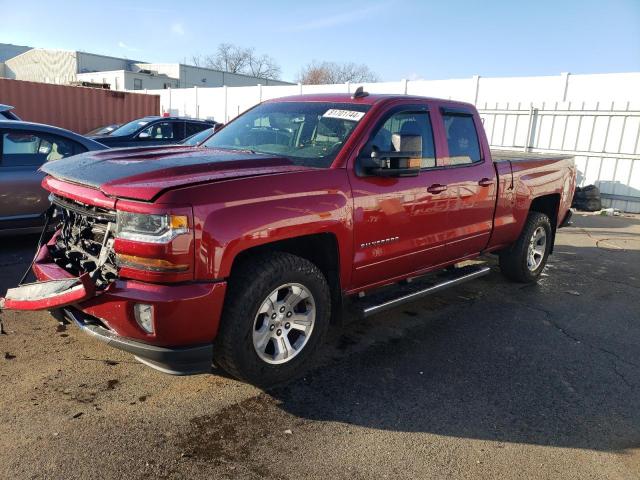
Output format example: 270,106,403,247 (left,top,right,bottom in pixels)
0,78,159,134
